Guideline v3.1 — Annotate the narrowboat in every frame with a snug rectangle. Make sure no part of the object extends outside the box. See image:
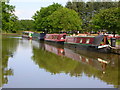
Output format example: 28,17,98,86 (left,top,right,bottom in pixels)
44,33,66,44
64,35,111,53
107,34,120,39
22,31,34,39
32,32,46,40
